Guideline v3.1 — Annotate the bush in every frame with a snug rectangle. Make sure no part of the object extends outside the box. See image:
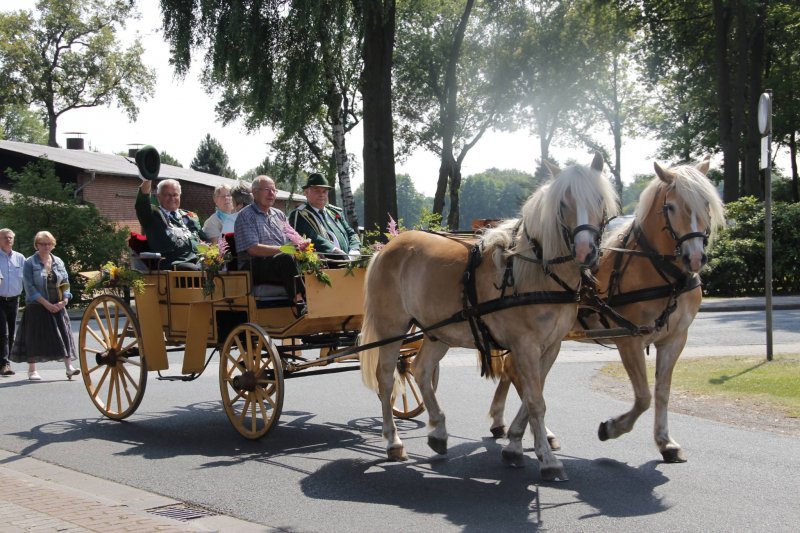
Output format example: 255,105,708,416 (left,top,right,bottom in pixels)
705,196,800,296
0,159,130,304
